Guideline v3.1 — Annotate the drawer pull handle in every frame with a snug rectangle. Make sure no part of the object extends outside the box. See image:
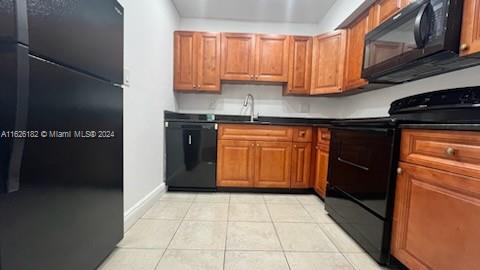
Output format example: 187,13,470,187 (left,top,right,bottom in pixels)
445,147,456,156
